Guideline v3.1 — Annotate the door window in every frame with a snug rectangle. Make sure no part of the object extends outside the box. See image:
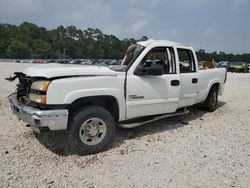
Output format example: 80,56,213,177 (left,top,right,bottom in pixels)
138,47,176,74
